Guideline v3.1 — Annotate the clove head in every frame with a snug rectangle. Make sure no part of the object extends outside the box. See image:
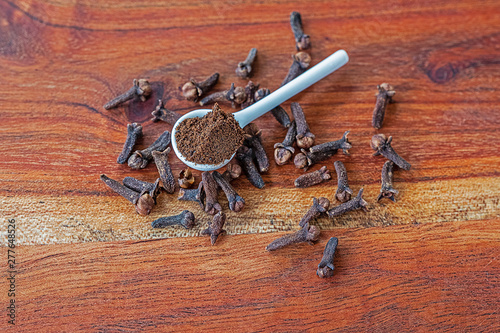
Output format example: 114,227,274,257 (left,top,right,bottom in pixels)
294,52,312,69
233,86,247,105
182,80,200,102
178,168,195,189
370,134,387,152
377,83,396,98
293,150,309,169
274,143,295,165
135,192,155,216
305,224,321,243
136,79,152,98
